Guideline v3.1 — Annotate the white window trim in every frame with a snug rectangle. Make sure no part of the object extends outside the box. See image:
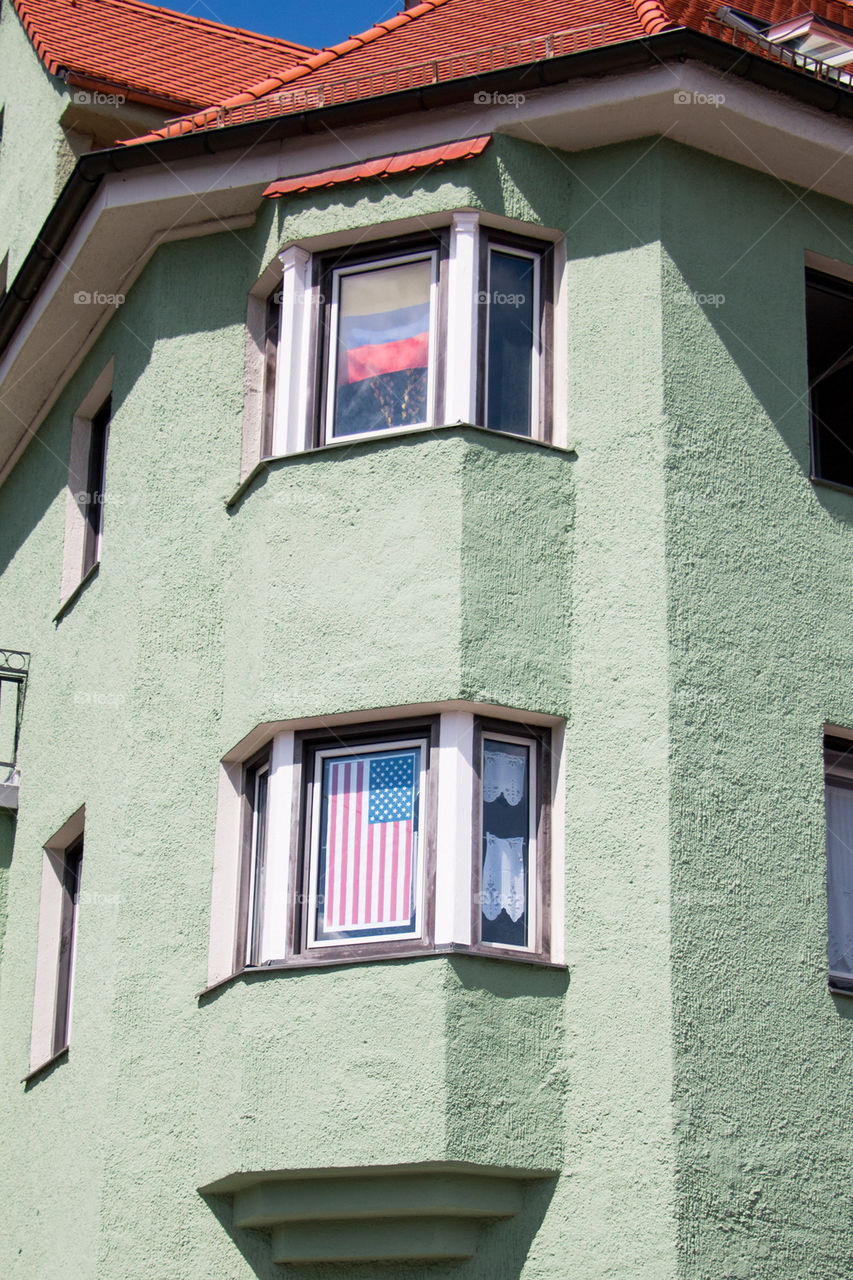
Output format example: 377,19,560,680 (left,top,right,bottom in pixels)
445,210,480,425
272,245,312,456
206,703,564,988
29,806,85,1074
